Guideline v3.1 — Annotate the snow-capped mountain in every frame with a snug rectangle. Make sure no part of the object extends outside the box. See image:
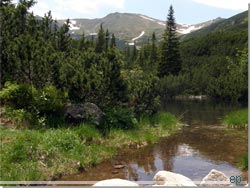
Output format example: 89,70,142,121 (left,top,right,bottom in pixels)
58,12,223,43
